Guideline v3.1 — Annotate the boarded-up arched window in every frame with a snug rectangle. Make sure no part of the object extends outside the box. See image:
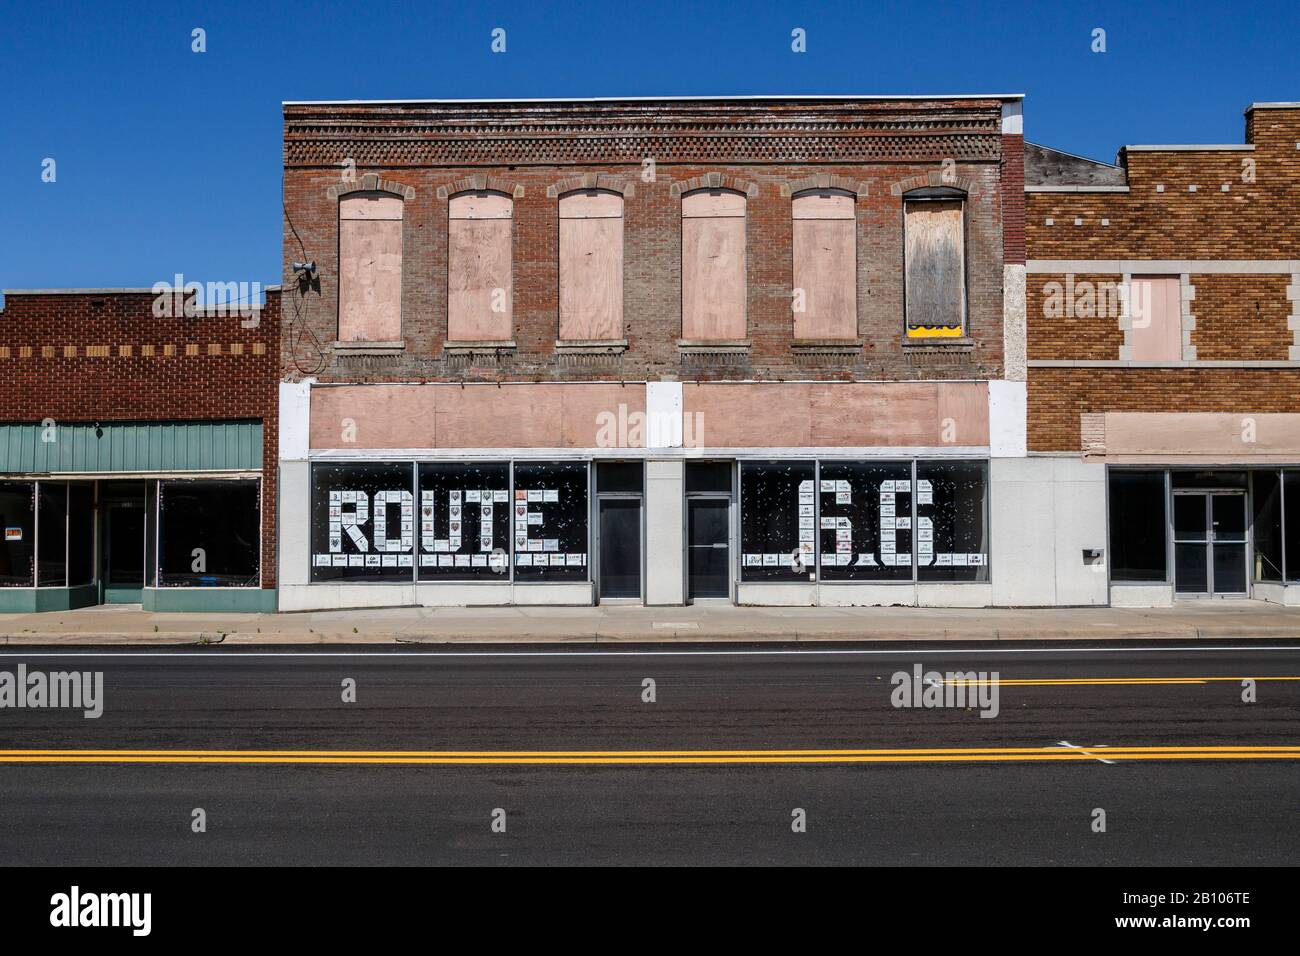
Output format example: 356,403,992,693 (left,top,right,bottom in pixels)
448,191,513,342
792,189,856,340
338,192,403,343
559,190,624,341
682,189,746,341
903,187,966,338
